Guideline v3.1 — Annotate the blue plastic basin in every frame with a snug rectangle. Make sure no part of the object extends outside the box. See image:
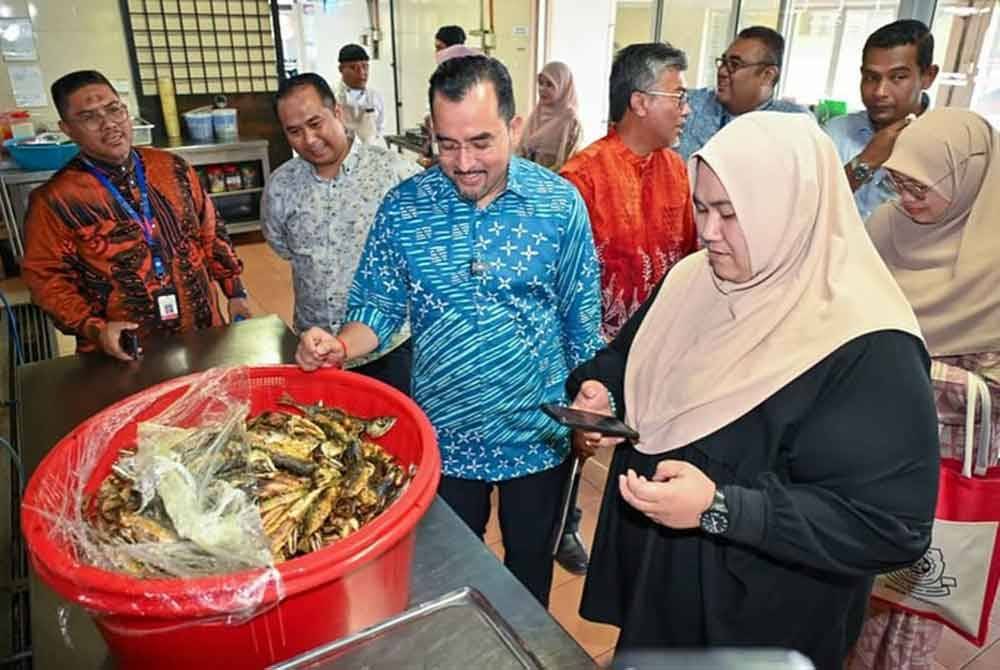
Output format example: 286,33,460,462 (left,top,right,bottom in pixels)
4,138,80,171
